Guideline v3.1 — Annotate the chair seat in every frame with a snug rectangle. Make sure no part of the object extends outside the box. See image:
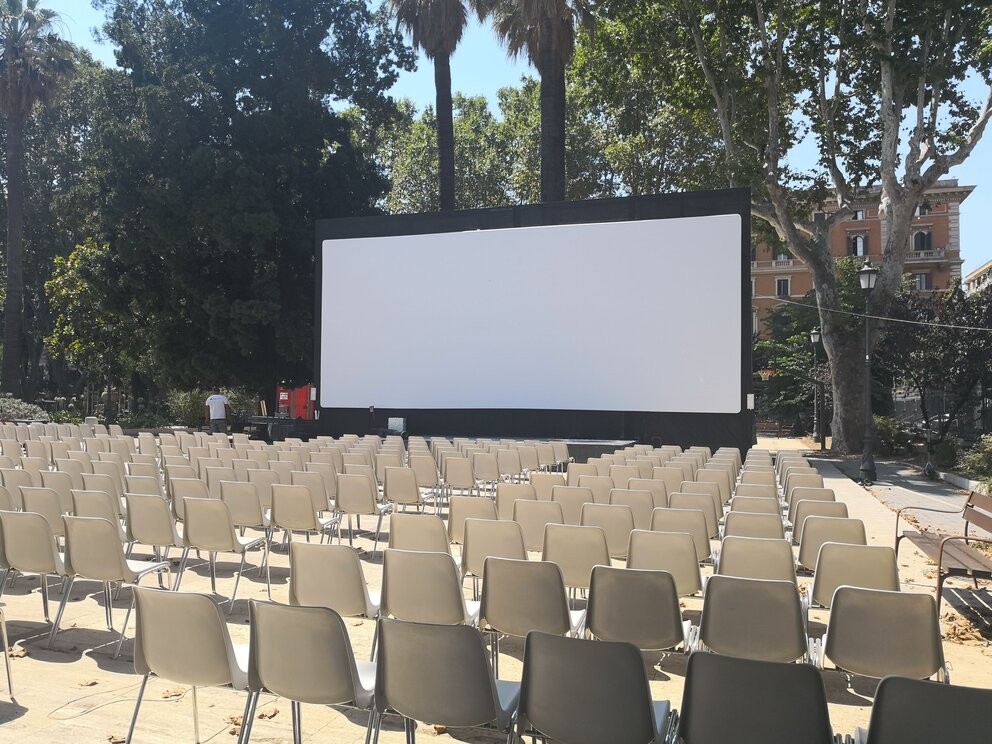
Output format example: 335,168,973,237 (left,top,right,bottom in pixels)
235,534,266,552
354,659,376,709
366,591,381,618
568,609,586,637
318,515,340,530
464,599,481,626
494,679,522,731
231,642,250,691
124,559,171,582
